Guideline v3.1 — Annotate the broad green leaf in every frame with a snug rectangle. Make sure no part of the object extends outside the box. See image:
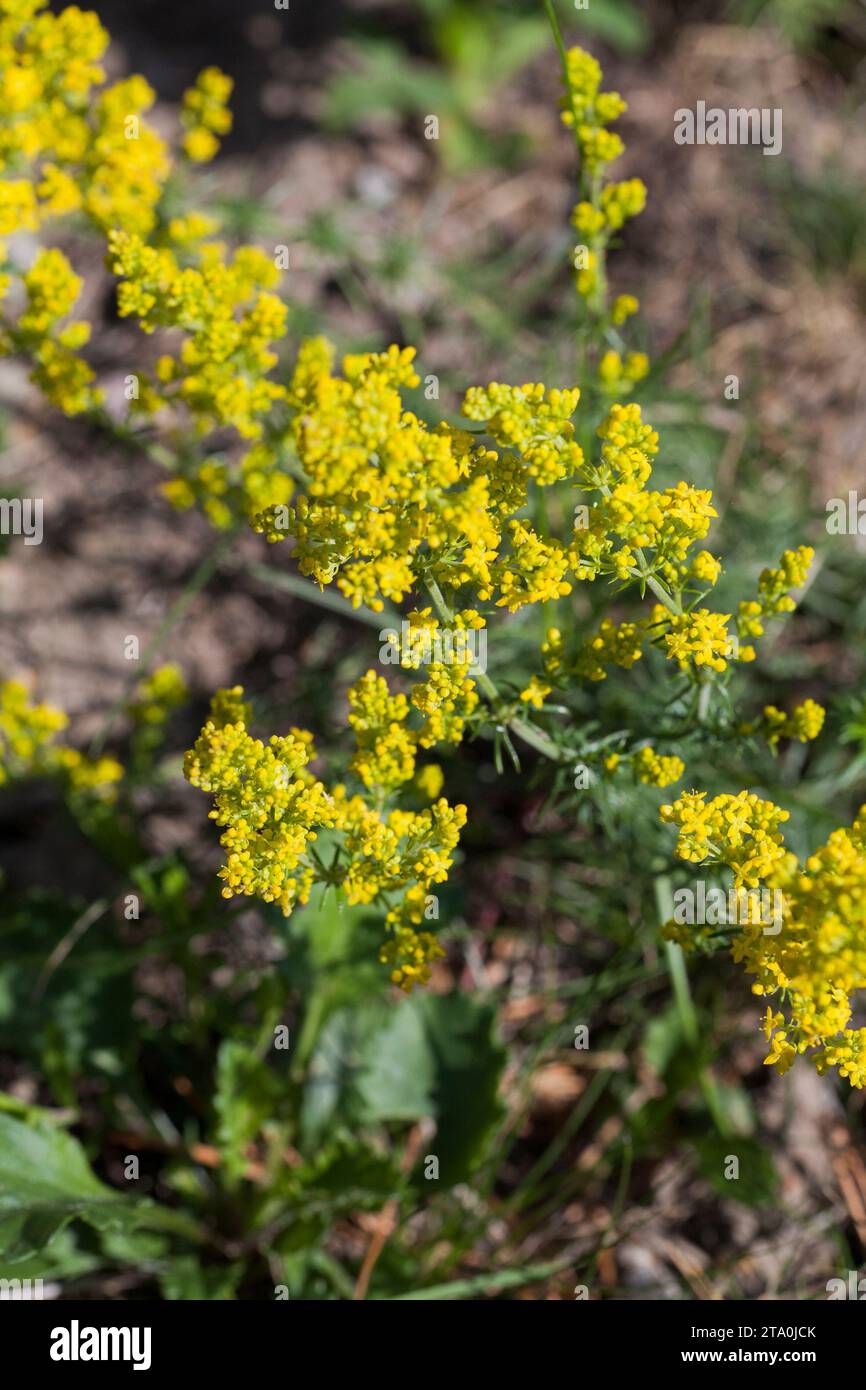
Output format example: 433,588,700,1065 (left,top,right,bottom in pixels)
356,999,435,1123
279,890,387,1064
0,1227,102,1284
415,992,505,1183
299,999,433,1143
301,991,505,1184
0,1110,145,1264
